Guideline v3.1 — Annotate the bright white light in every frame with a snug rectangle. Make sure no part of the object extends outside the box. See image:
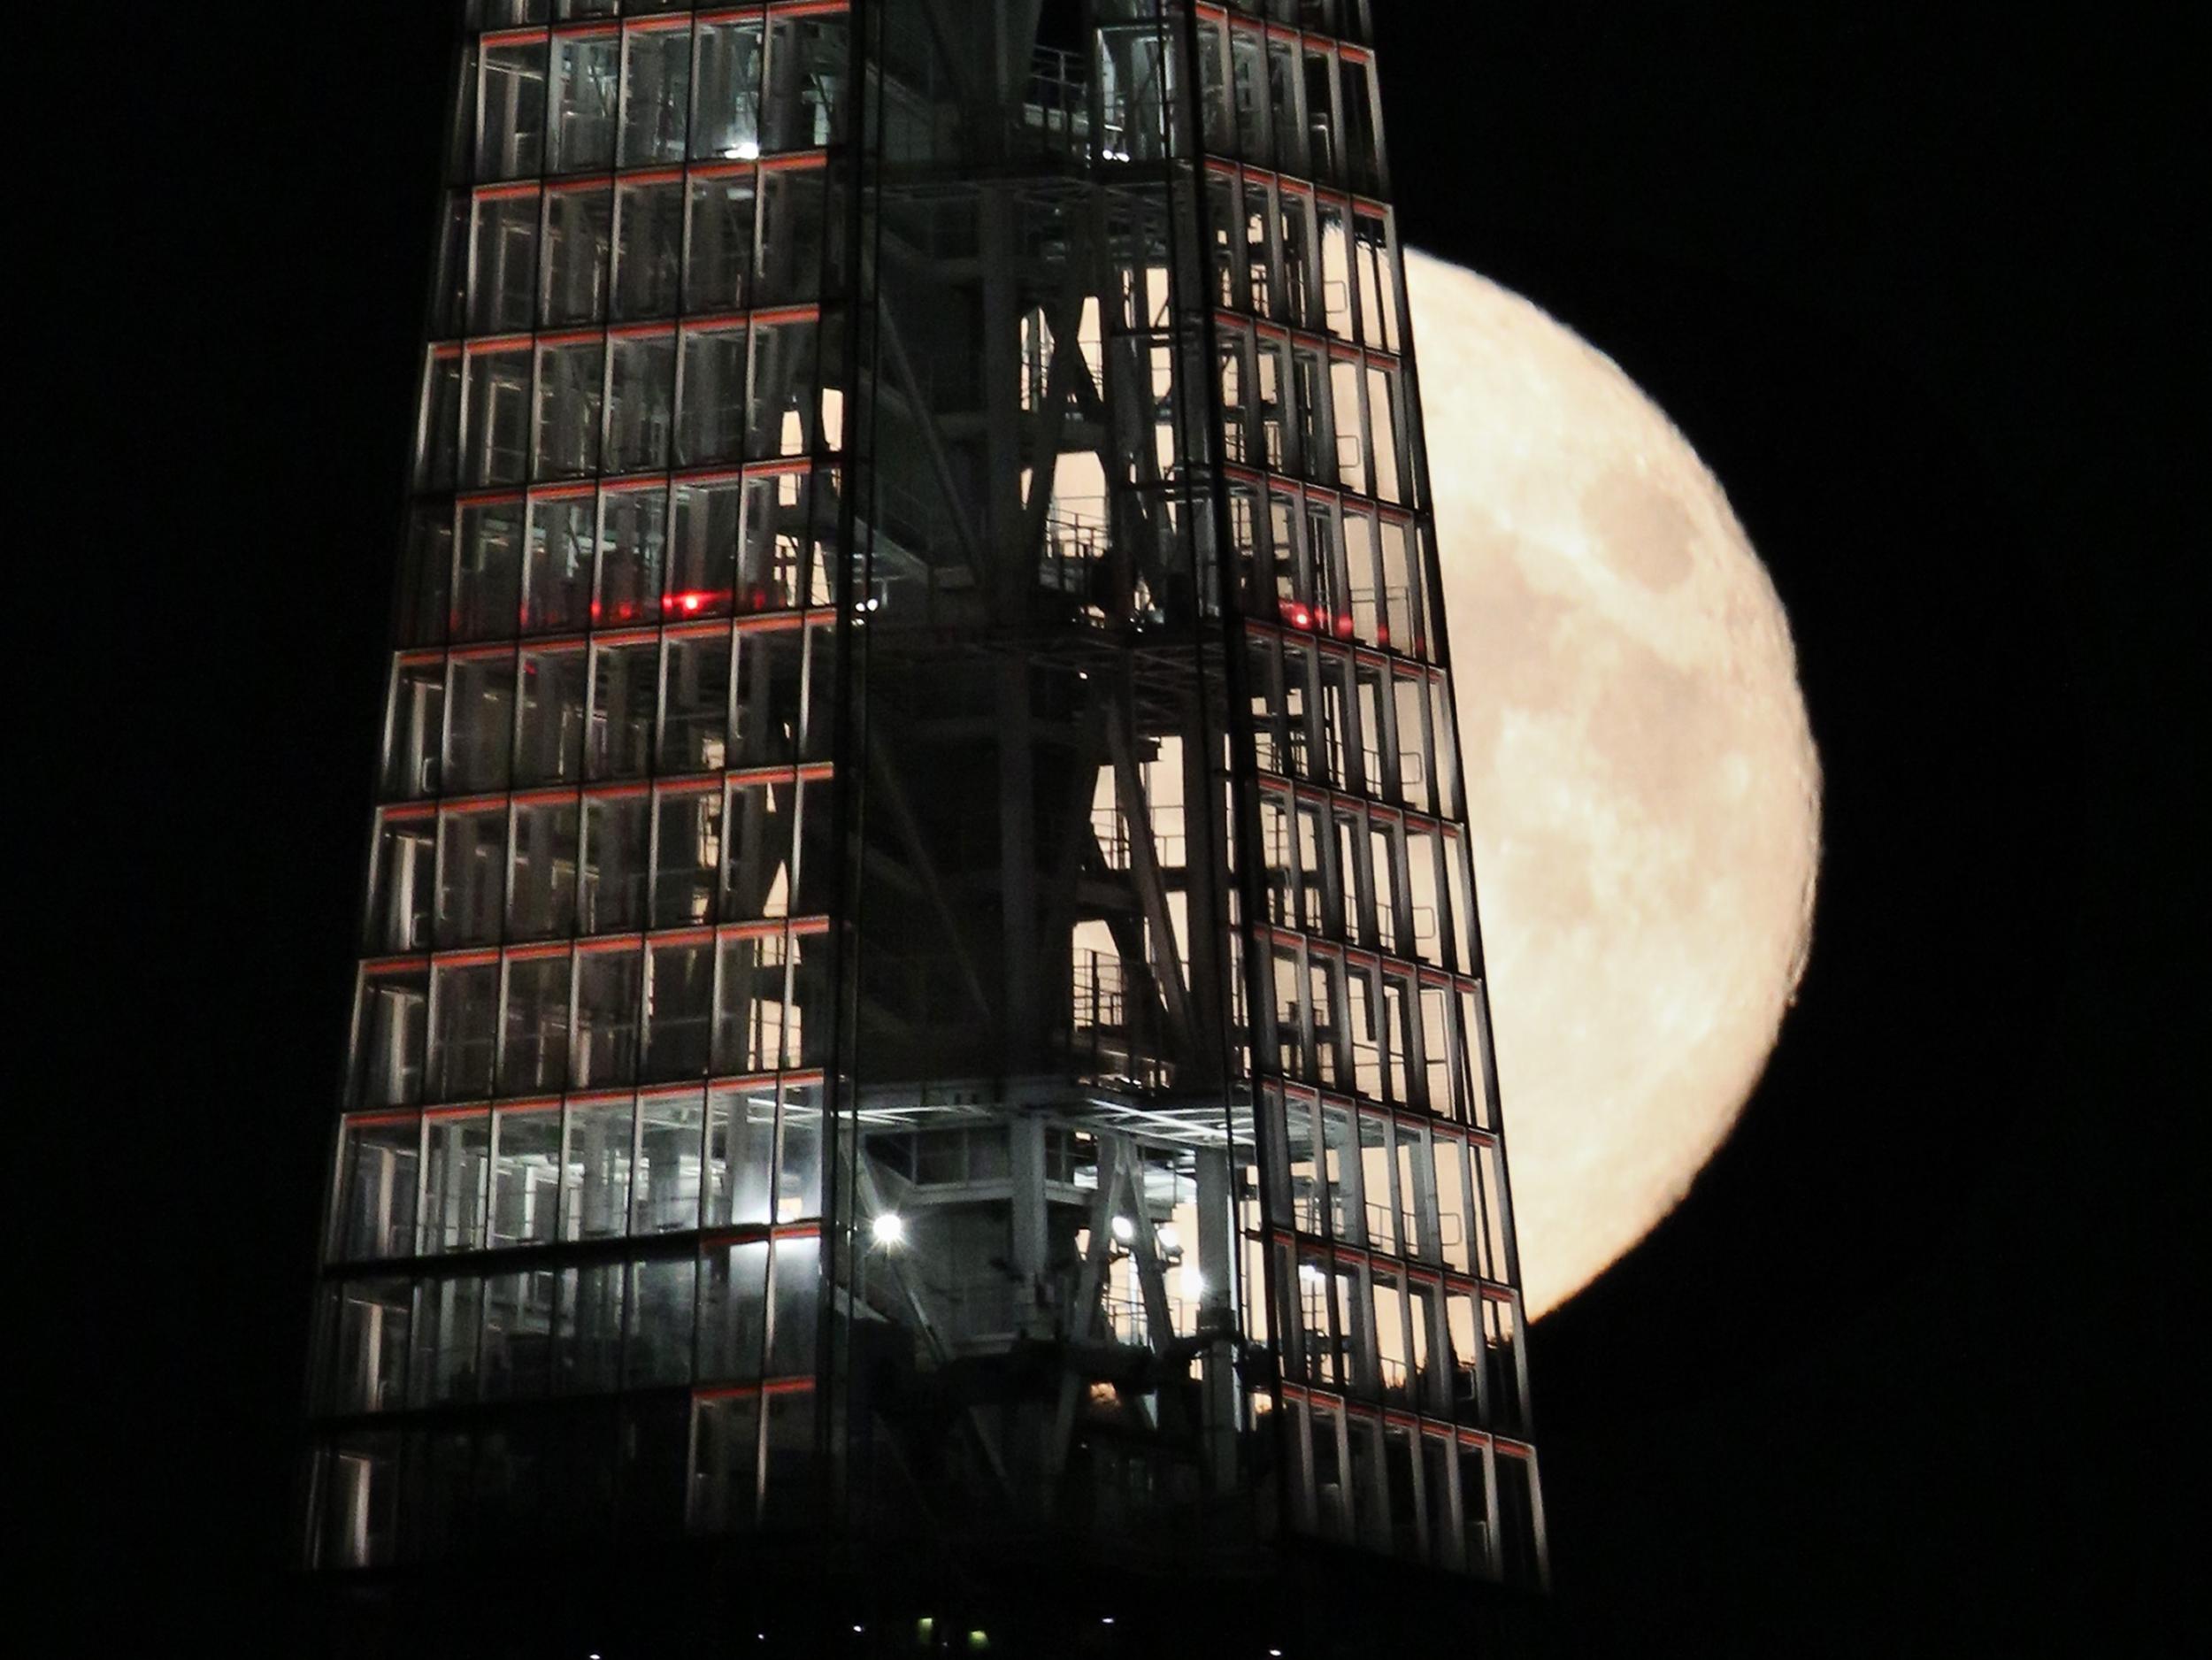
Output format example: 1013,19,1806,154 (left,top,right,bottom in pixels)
1182,1270,1207,1299
872,1212,905,1247
730,140,762,160
1156,1222,1181,1253
1110,1215,1135,1244
1297,1261,1325,1285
